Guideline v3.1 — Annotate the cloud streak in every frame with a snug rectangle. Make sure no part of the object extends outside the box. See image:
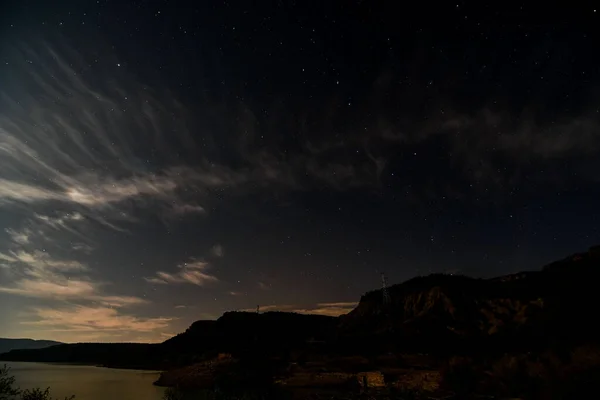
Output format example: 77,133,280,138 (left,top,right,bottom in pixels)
0,248,146,307
0,41,379,343
211,244,224,258
145,259,218,286
0,44,253,230
20,305,172,343
244,302,357,317
0,43,390,225
2,42,599,228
